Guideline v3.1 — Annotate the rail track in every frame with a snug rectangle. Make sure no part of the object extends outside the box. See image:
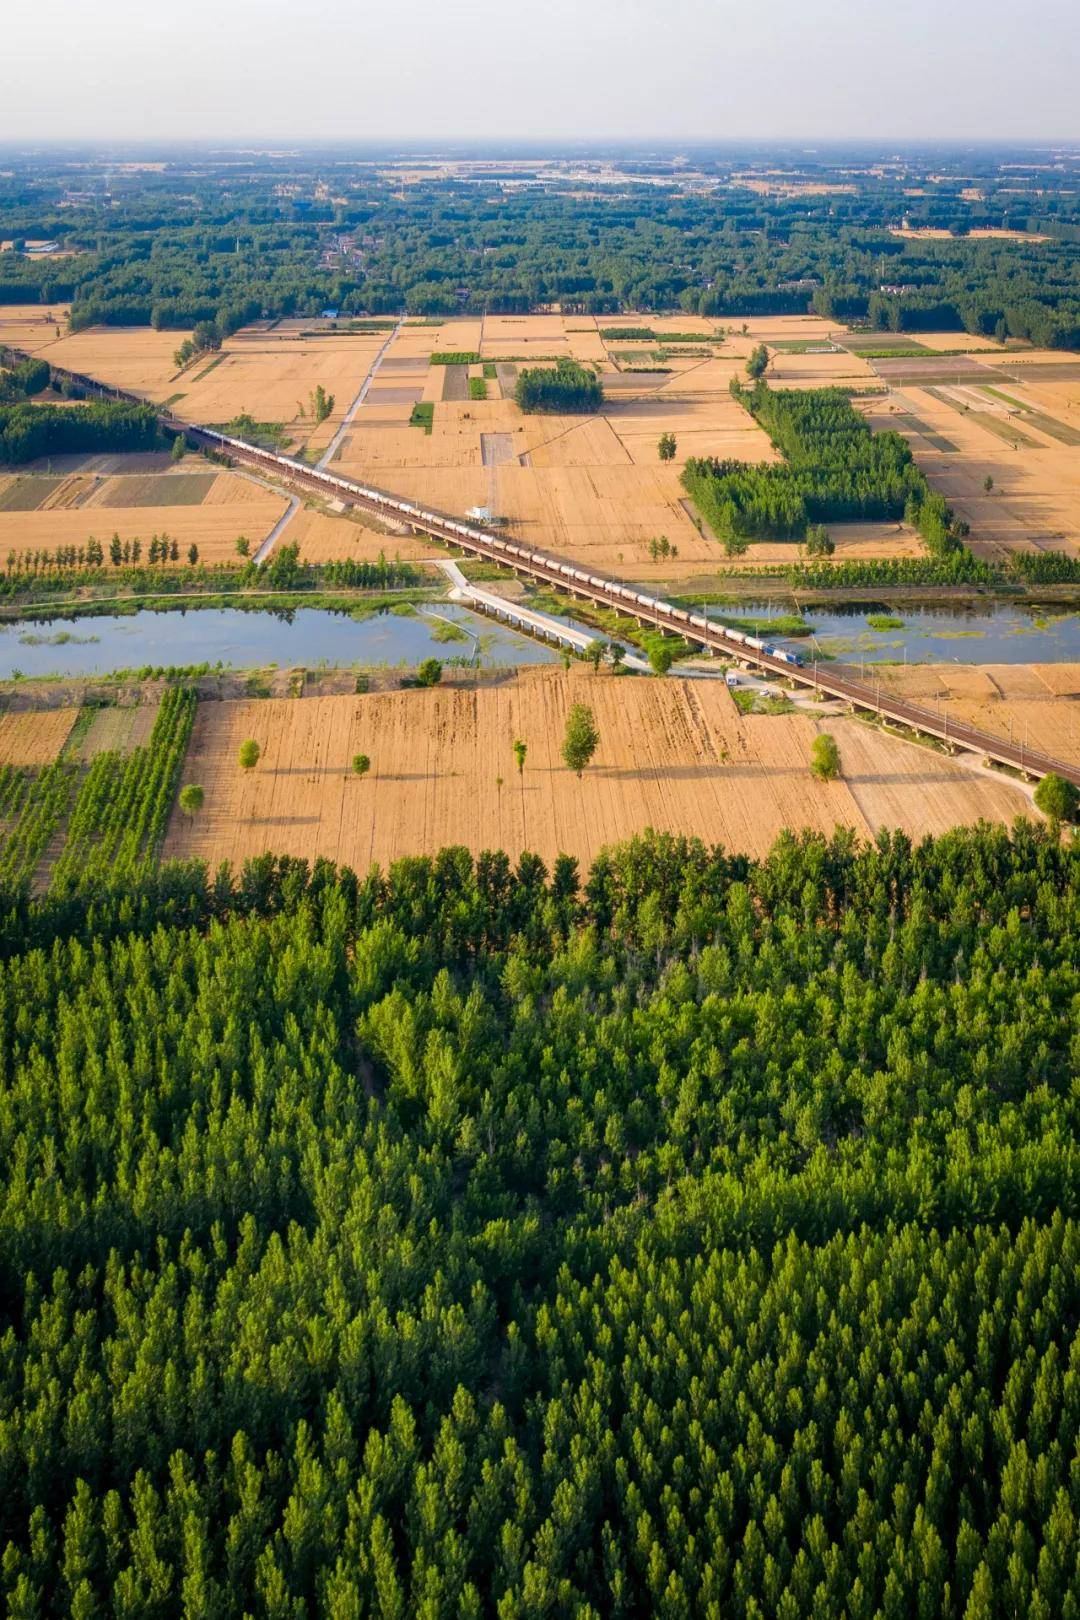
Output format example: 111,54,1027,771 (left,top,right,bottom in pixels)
7,346,1079,788
172,420,1080,788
